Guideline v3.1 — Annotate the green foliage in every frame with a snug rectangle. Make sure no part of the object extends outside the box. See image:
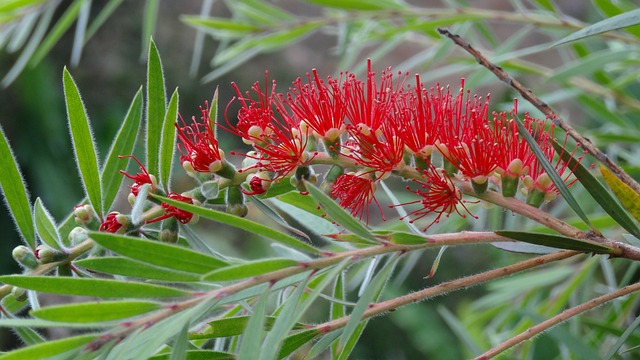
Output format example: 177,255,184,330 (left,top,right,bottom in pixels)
2,1,640,359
